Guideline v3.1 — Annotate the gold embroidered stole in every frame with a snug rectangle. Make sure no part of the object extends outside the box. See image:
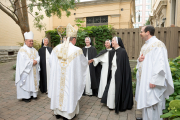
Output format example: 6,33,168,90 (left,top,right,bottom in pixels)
19,47,38,91
138,41,166,81
53,47,83,110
